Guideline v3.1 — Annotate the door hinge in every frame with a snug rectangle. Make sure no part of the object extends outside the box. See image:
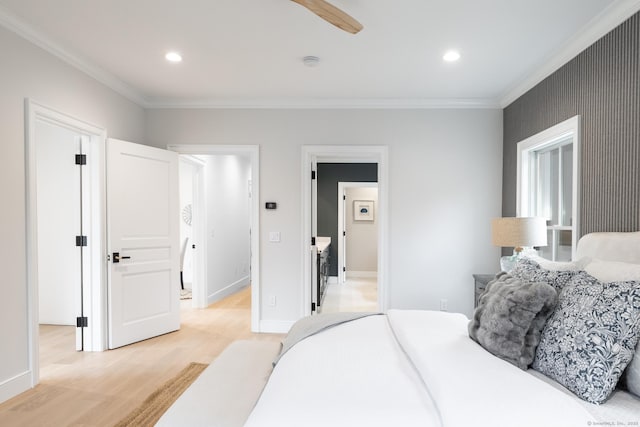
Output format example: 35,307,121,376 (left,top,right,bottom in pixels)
343,195,346,200
343,267,346,272
343,231,346,236
311,302,316,312
311,170,316,180
76,316,88,328
311,237,316,246
75,154,87,165
75,235,88,247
